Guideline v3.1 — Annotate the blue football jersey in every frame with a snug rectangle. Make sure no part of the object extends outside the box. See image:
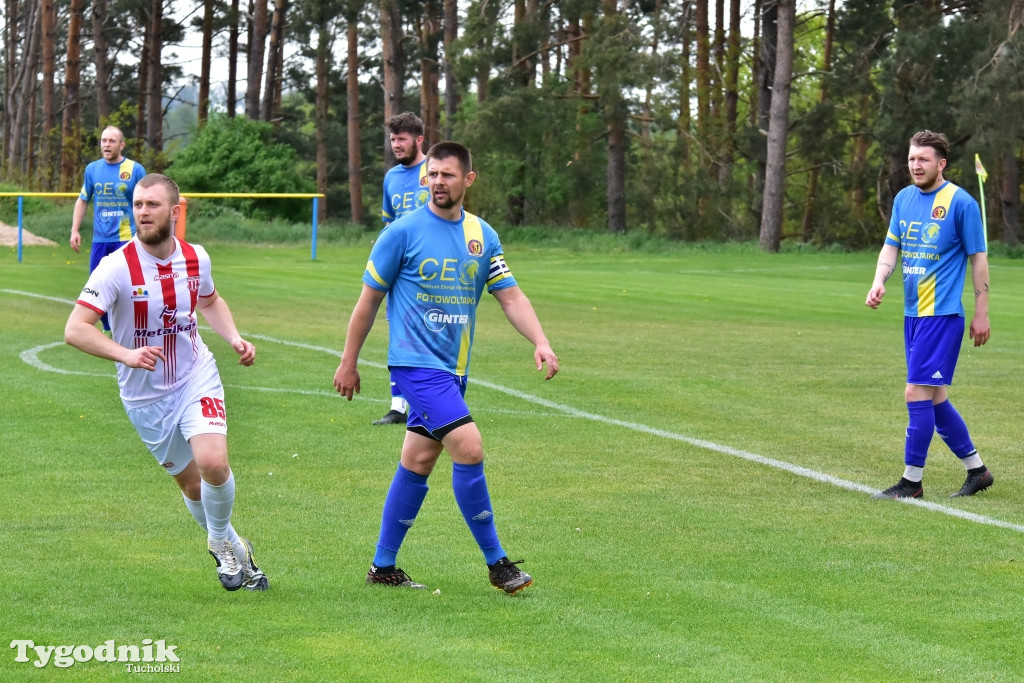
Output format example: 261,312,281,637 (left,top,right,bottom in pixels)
885,181,985,317
363,207,517,375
